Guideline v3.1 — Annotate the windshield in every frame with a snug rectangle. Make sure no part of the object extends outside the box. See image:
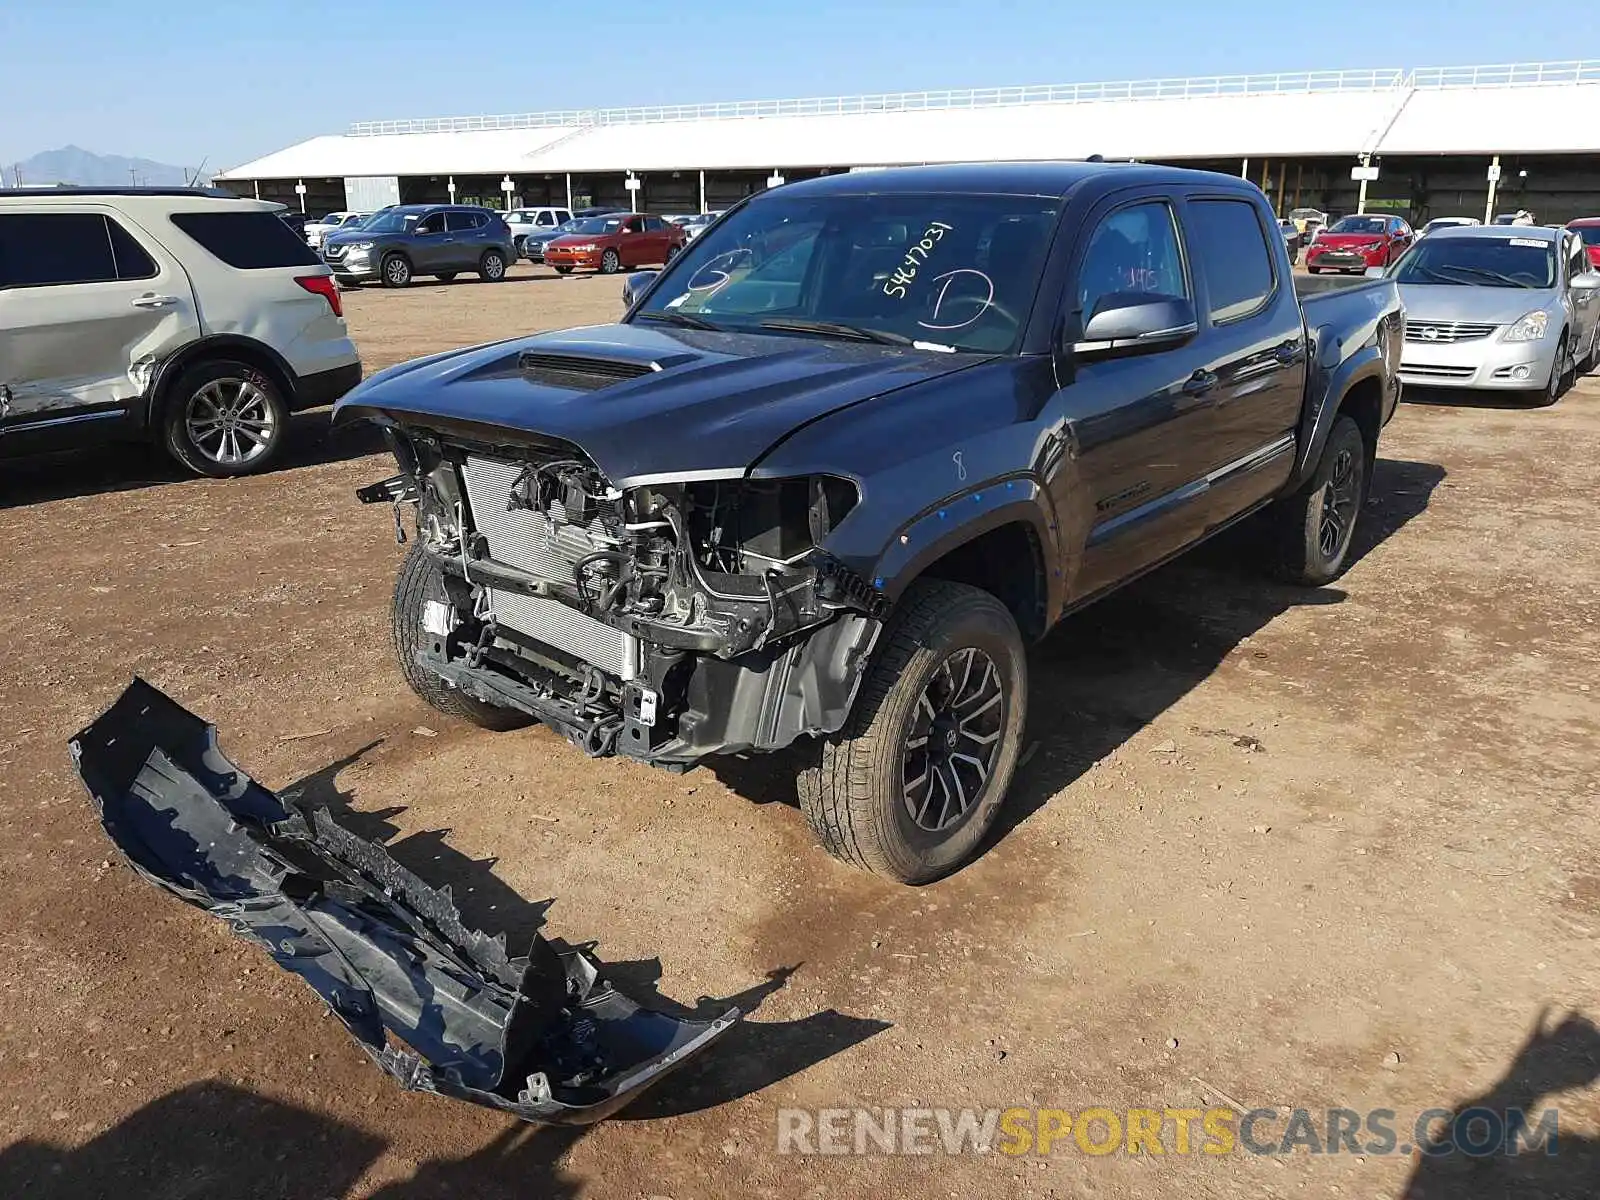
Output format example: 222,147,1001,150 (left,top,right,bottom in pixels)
633,192,1061,353
569,216,626,235
1392,236,1556,288
1328,216,1387,235
362,209,423,233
